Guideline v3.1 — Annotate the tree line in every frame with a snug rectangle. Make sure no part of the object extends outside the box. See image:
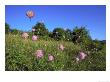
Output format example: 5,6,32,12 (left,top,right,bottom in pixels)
5,22,106,51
